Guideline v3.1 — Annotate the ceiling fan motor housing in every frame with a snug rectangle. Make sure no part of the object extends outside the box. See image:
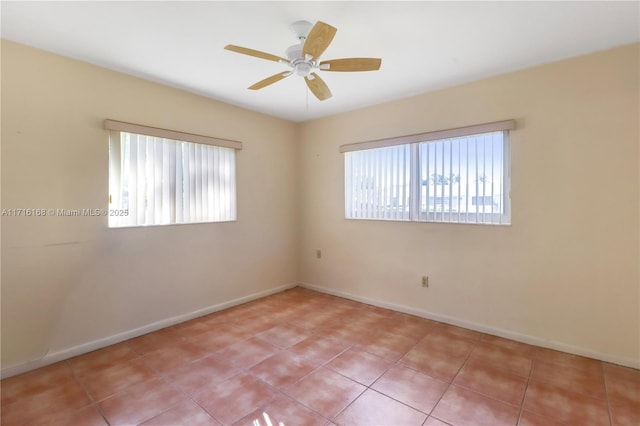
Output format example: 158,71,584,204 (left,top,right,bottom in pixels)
286,43,315,77
285,44,303,61
295,62,312,77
